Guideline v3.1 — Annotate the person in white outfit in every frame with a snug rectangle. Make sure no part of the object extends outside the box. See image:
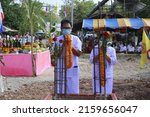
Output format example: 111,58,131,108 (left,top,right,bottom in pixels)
128,43,135,53
90,42,117,94
54,19,82,94
119,43,127,53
